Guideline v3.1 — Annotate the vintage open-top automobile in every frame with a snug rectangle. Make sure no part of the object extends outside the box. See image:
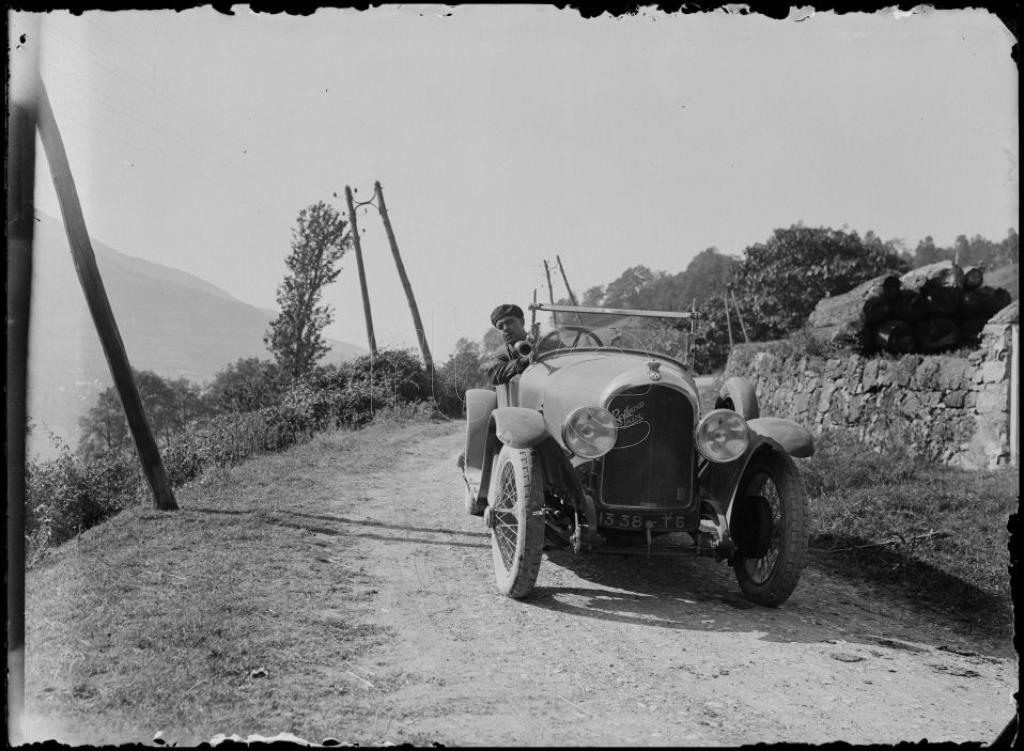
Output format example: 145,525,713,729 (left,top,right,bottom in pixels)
459,303,816,606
